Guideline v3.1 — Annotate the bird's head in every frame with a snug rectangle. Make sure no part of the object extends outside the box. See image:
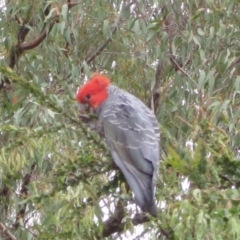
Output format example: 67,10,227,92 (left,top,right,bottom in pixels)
76,74,111,111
